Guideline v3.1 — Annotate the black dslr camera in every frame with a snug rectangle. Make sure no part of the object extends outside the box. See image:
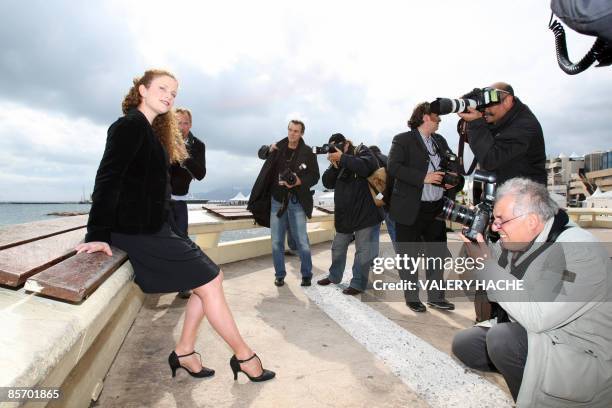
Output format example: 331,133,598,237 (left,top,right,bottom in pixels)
440,170,497,241
279,163,307,185
430,88,507,116
438,152,461,186
313,141,345,155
